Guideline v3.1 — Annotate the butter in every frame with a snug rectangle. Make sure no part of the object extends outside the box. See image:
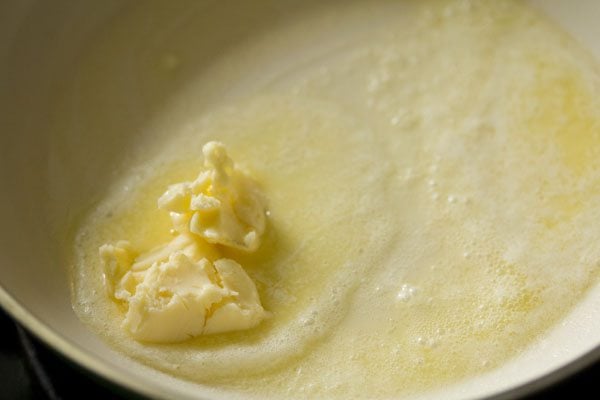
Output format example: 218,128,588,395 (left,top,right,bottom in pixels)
99,240,137,296
125,252,264,342
100,142,268,343
158,141,266,251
